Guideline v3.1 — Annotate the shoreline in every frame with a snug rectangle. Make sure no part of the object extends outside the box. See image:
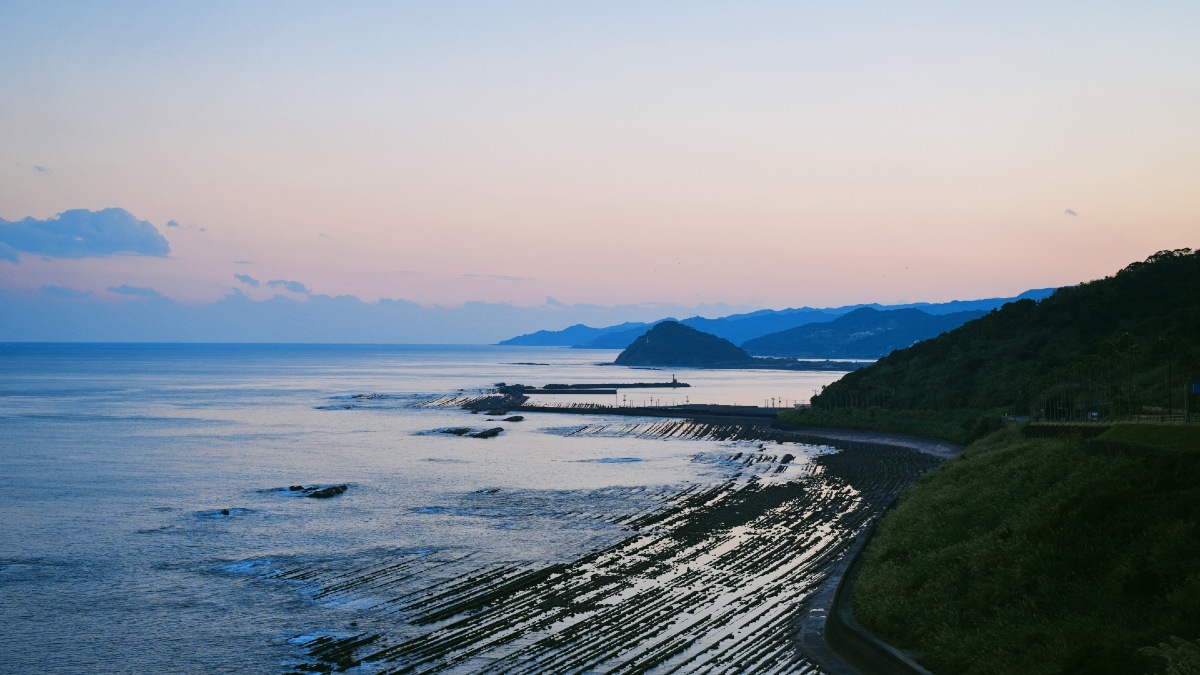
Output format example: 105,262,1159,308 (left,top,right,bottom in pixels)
306,388,956,673
400,391,955,667
491,396,962,674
